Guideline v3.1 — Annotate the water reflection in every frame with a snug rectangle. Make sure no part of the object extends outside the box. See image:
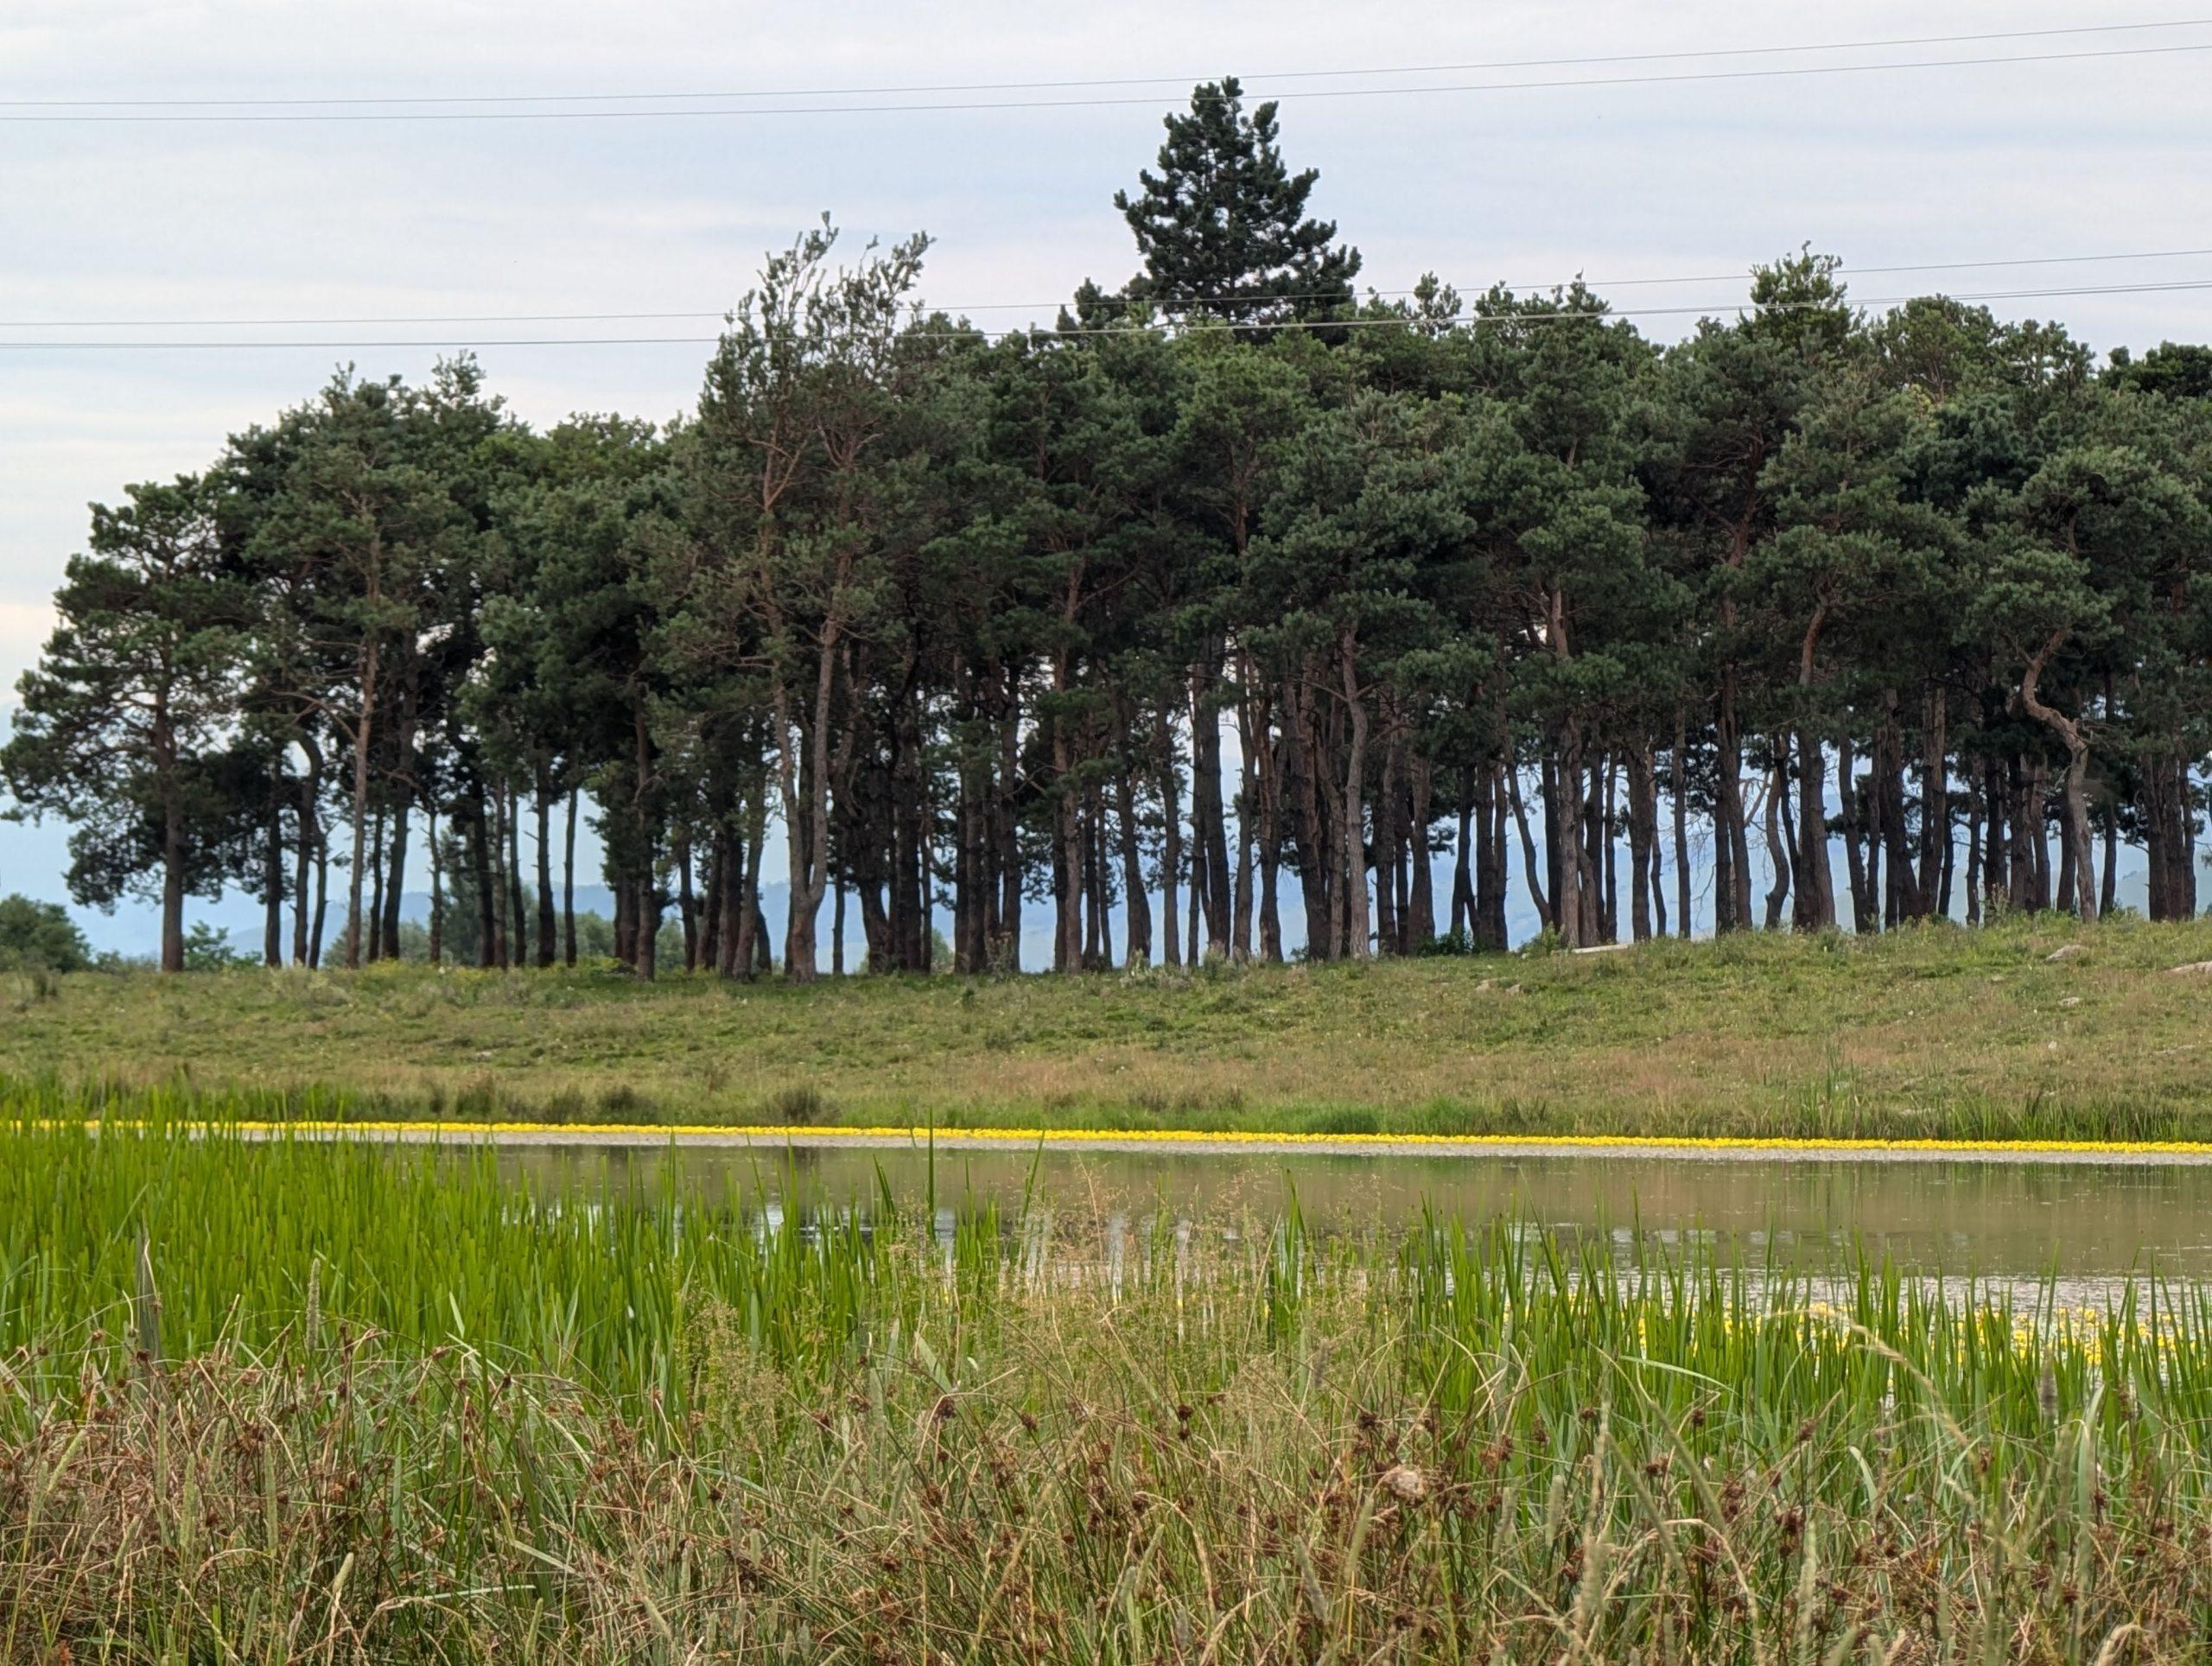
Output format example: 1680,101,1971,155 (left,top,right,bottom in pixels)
486,1142,2212,1280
